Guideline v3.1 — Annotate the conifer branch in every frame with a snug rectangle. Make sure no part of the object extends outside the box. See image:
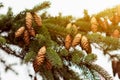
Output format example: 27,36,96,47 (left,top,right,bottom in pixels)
88,63,113,80
0,44,23,59
30,1,51,12
44,23,70,37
